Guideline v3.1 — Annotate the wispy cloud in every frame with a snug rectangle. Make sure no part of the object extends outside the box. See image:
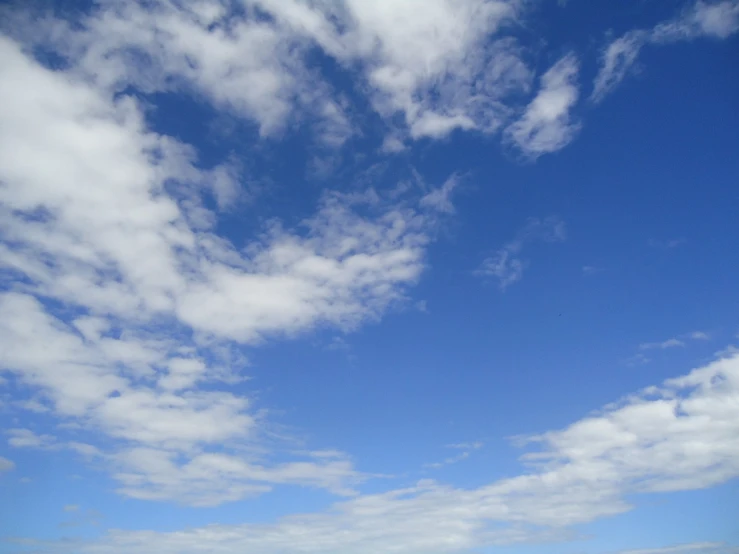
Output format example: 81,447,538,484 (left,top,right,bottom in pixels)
0,456,15,473
639,331,711,351
583,265,604,276
7,428,58,449
626,352,651,367
477,217,566,290
0,1,735,551
639,338,685,351
13,349,739,553
649,238,687,249
612,542,739,554
6,0,538,149
505,53,581,158
592,0,739,102
59,507,103,529
420,174,462,214
446,442,484,450
0,35,457,506
591,31,647,103
3,0,607,157
424,442,484,470
652,0,739,42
